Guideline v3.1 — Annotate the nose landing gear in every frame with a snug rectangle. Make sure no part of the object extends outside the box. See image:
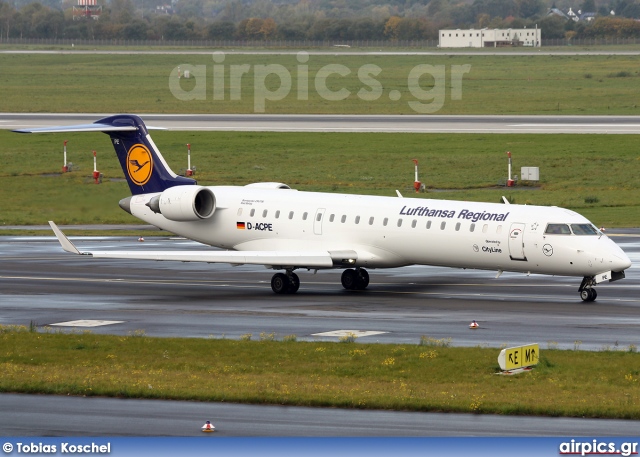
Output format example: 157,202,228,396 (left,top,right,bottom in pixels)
579,276,597,302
